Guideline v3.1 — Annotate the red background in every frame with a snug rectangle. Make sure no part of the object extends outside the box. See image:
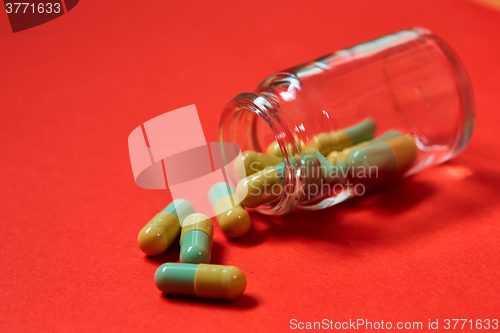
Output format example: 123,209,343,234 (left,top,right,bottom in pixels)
1,0,499,332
